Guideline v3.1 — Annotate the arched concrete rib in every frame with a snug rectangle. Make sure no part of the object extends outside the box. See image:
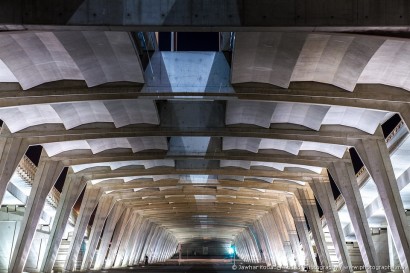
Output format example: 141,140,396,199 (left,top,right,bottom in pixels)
232,32,410,93
0,31,144,90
